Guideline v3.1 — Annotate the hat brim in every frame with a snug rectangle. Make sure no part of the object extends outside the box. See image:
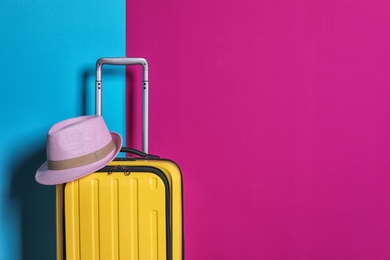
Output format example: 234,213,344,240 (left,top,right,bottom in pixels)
35,132,122,185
